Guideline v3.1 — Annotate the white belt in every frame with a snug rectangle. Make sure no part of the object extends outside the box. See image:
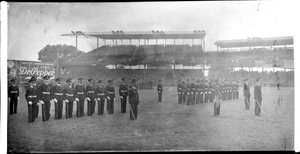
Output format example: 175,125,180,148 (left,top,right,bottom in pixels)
55,93,63,95
11,91,18,93
28,95,37,98
77,92,84,94
42,92,50,94
121,90,127,92
97,93,105,95
88,91,95,93
108,92,114,94
66,94,73,96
